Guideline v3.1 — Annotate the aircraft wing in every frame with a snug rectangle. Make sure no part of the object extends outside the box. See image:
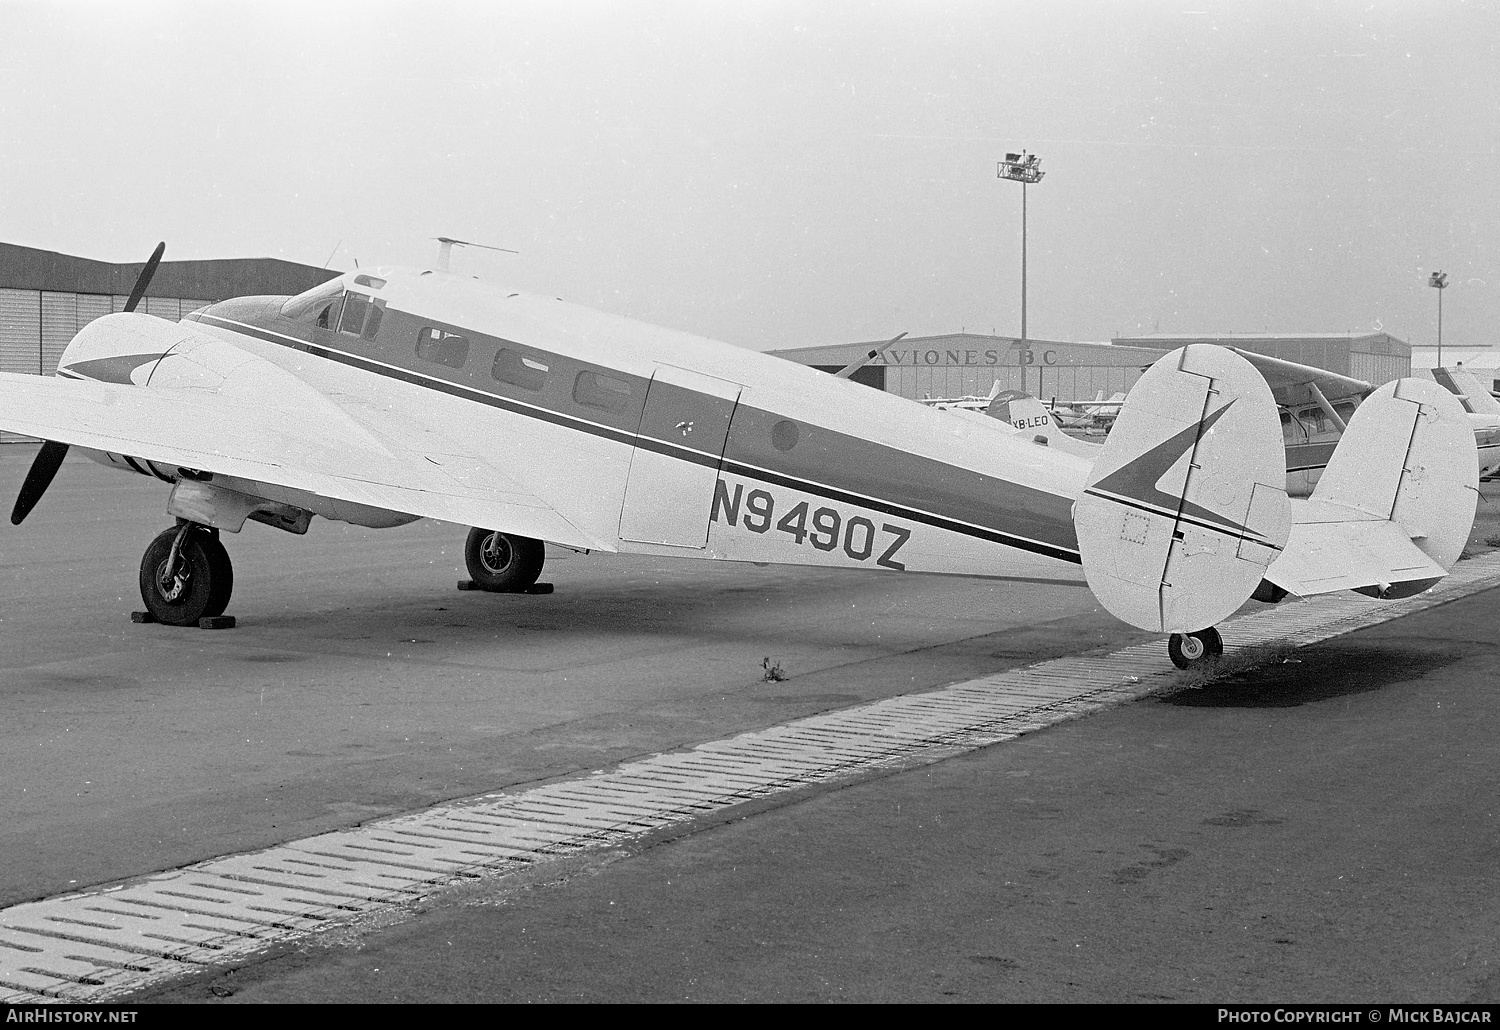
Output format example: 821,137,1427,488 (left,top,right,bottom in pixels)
1229,348,1373,407
0,371,601,550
